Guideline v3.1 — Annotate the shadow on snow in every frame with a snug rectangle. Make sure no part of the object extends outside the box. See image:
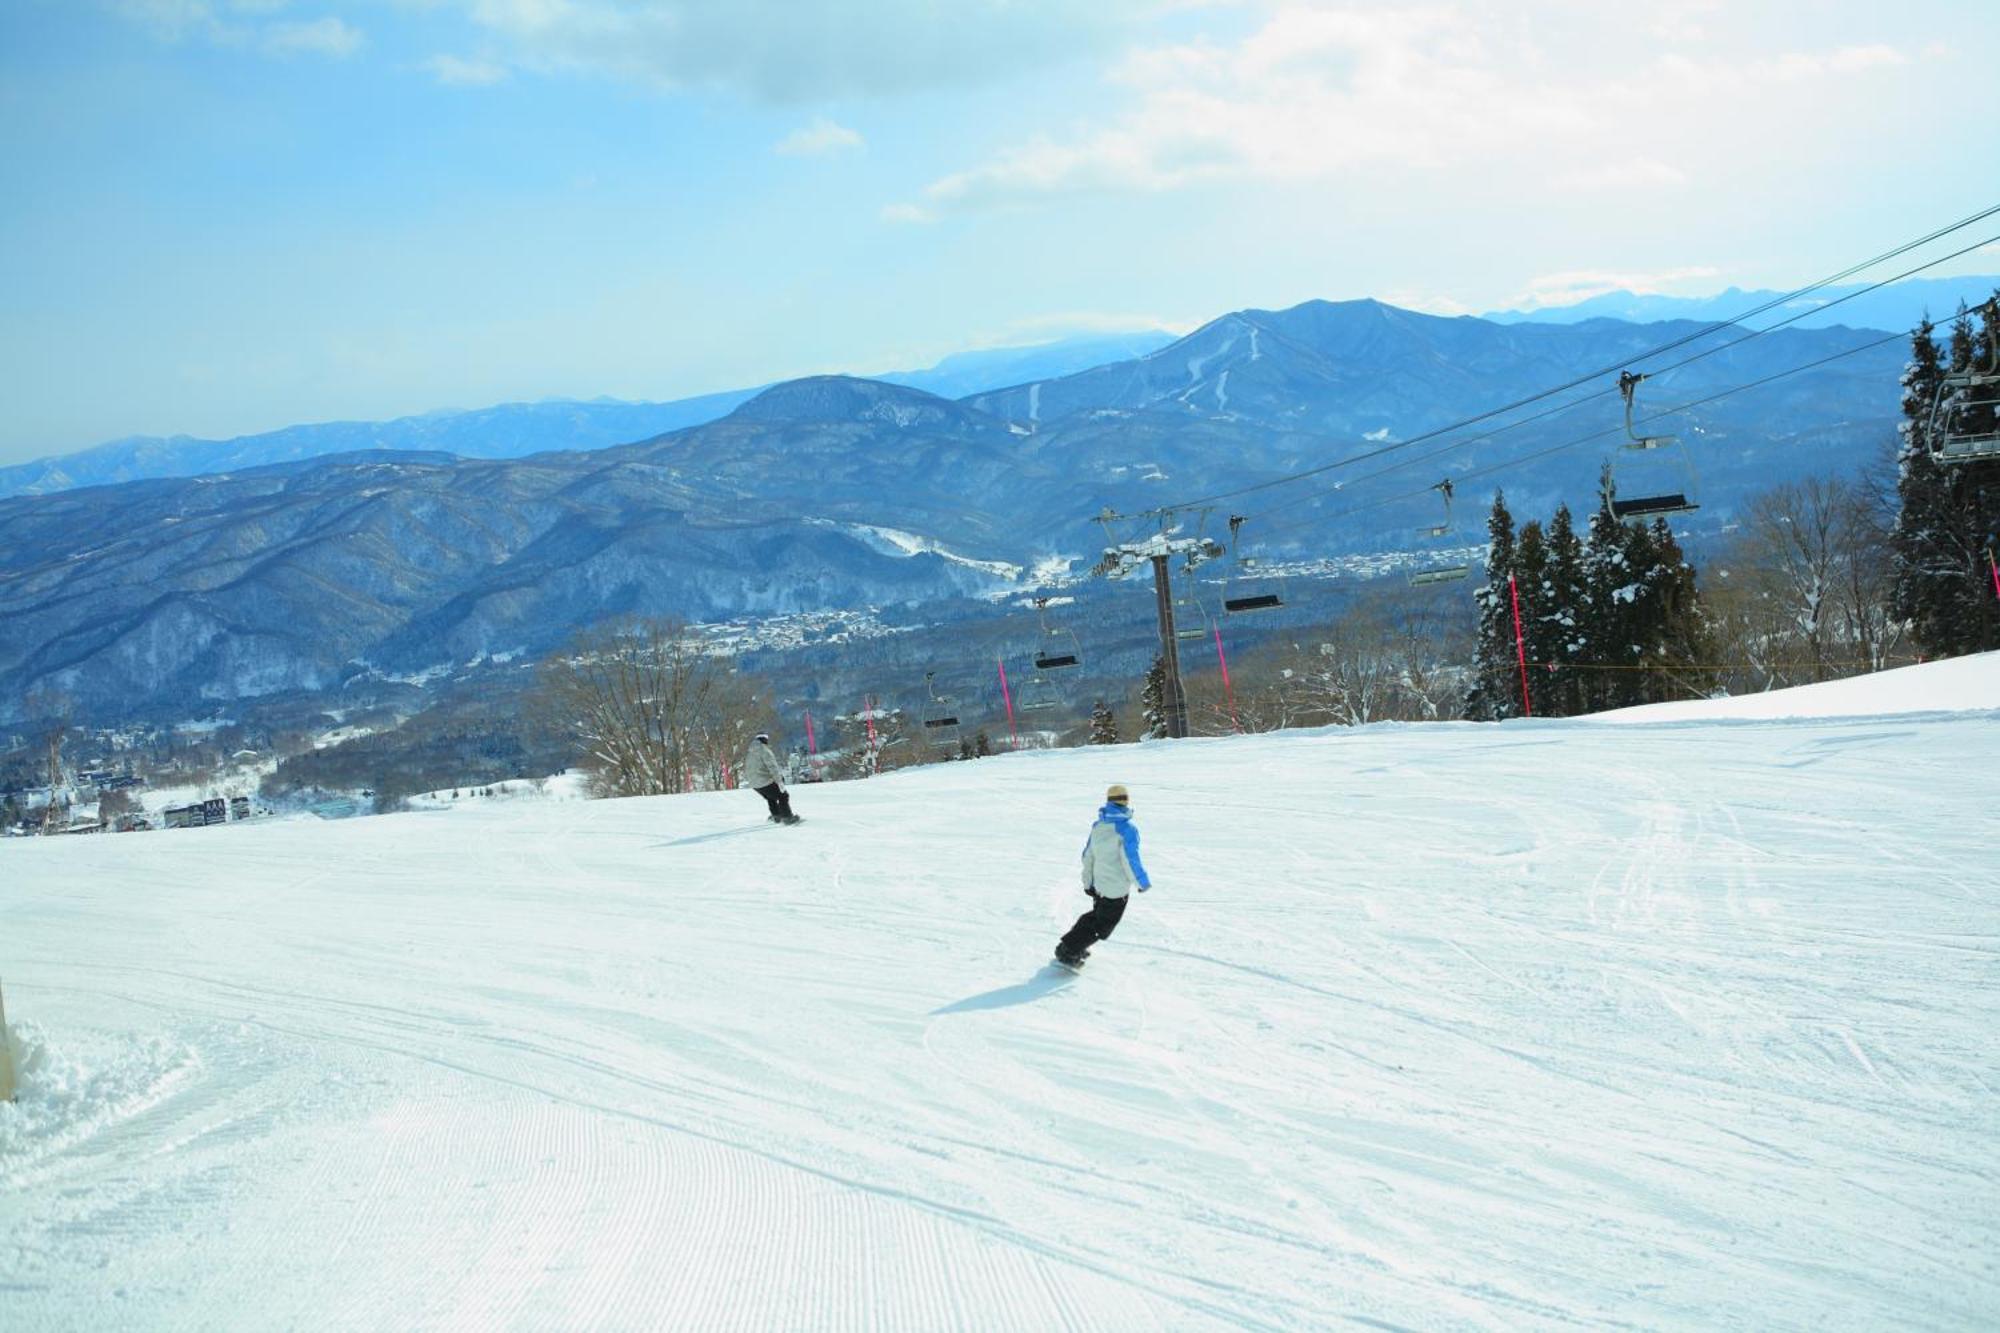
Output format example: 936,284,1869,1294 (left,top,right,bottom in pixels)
931,966,1075,1016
